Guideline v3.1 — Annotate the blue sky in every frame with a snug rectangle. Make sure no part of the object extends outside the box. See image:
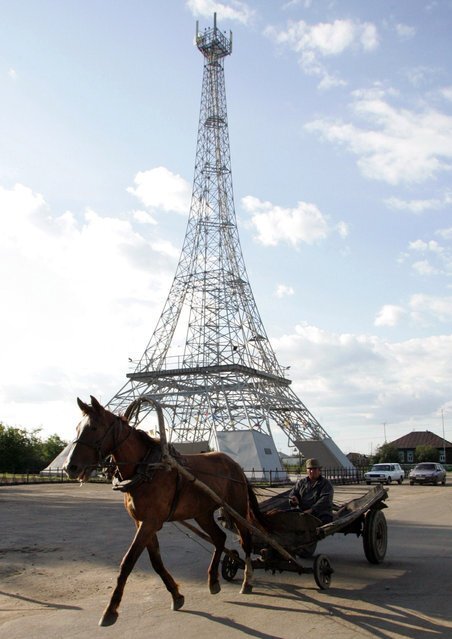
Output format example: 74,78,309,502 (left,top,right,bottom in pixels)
1,0,451,455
